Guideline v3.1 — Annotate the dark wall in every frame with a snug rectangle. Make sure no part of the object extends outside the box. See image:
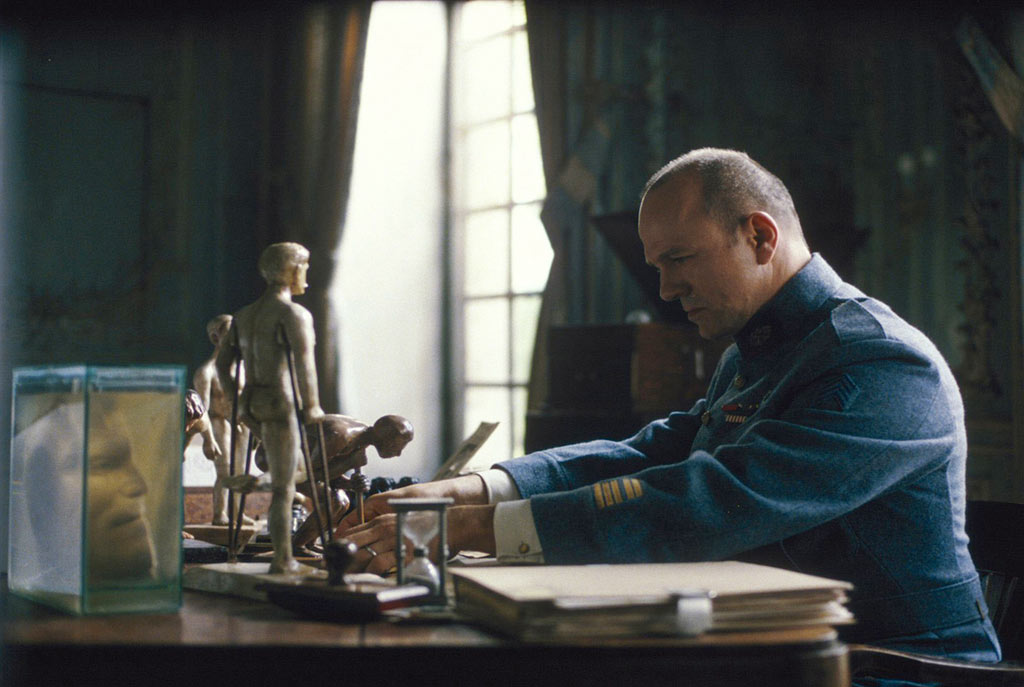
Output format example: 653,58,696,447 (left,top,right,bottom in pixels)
3,13,271,370
0,8,282,570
